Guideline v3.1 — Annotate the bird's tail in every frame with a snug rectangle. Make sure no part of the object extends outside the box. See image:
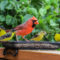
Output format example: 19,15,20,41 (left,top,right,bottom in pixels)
11,29,16,32
6,29,16,32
